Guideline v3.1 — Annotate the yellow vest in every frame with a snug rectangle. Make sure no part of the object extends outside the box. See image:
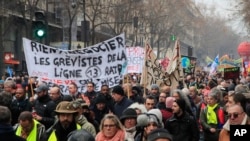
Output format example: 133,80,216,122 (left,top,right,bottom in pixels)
48,124,81,141
16,119,40,141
